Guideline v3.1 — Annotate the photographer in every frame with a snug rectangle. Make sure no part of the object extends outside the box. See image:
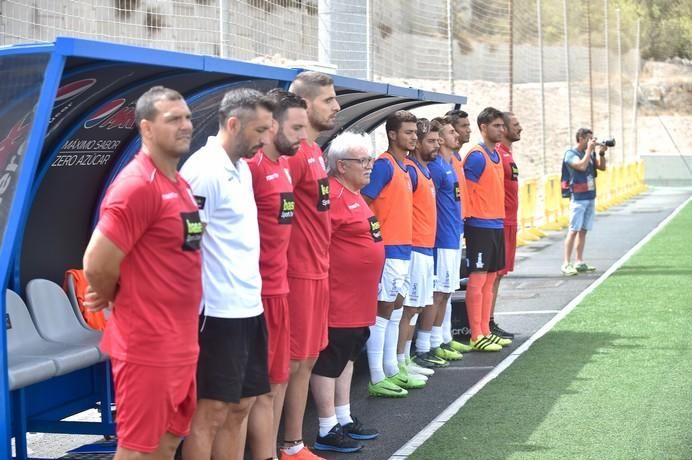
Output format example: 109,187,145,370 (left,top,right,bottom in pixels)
561,128,608,276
